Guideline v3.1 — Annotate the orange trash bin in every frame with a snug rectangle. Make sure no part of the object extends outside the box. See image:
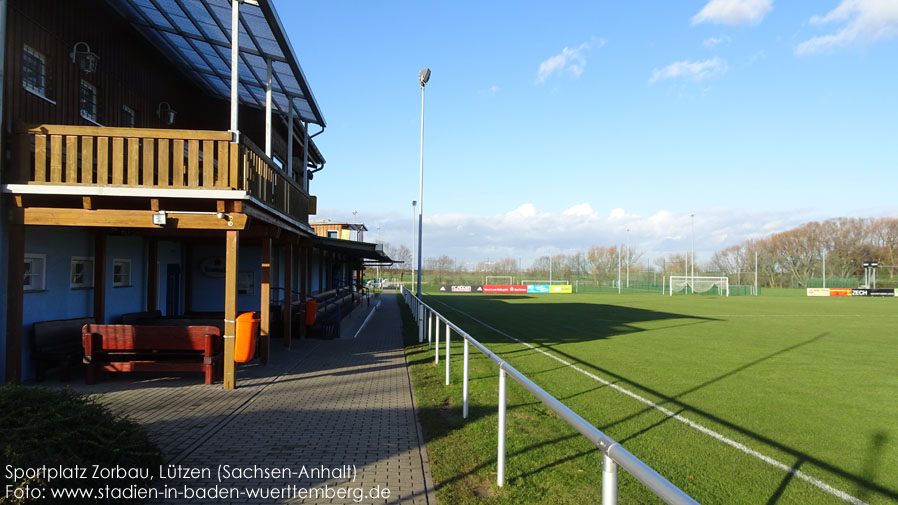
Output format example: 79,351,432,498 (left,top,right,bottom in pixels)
234,311,260,363
305,299,318,326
